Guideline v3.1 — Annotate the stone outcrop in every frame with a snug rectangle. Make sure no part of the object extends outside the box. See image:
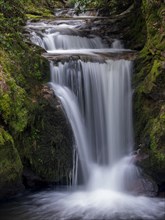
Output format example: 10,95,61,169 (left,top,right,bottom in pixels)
20,85,73,186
